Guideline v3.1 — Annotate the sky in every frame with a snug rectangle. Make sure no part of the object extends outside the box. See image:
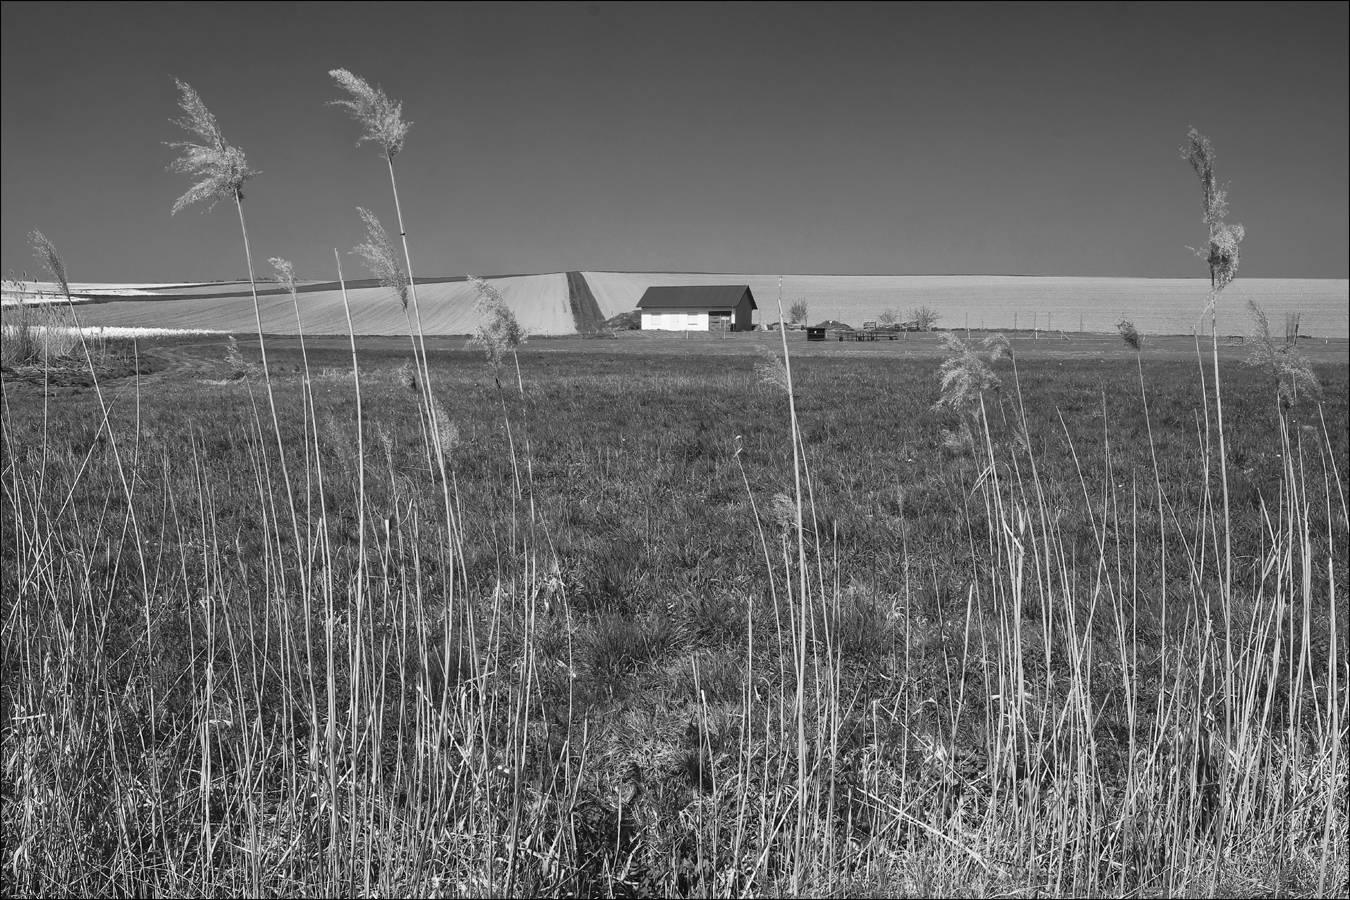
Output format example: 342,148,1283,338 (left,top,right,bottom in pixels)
2,2,1346,283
